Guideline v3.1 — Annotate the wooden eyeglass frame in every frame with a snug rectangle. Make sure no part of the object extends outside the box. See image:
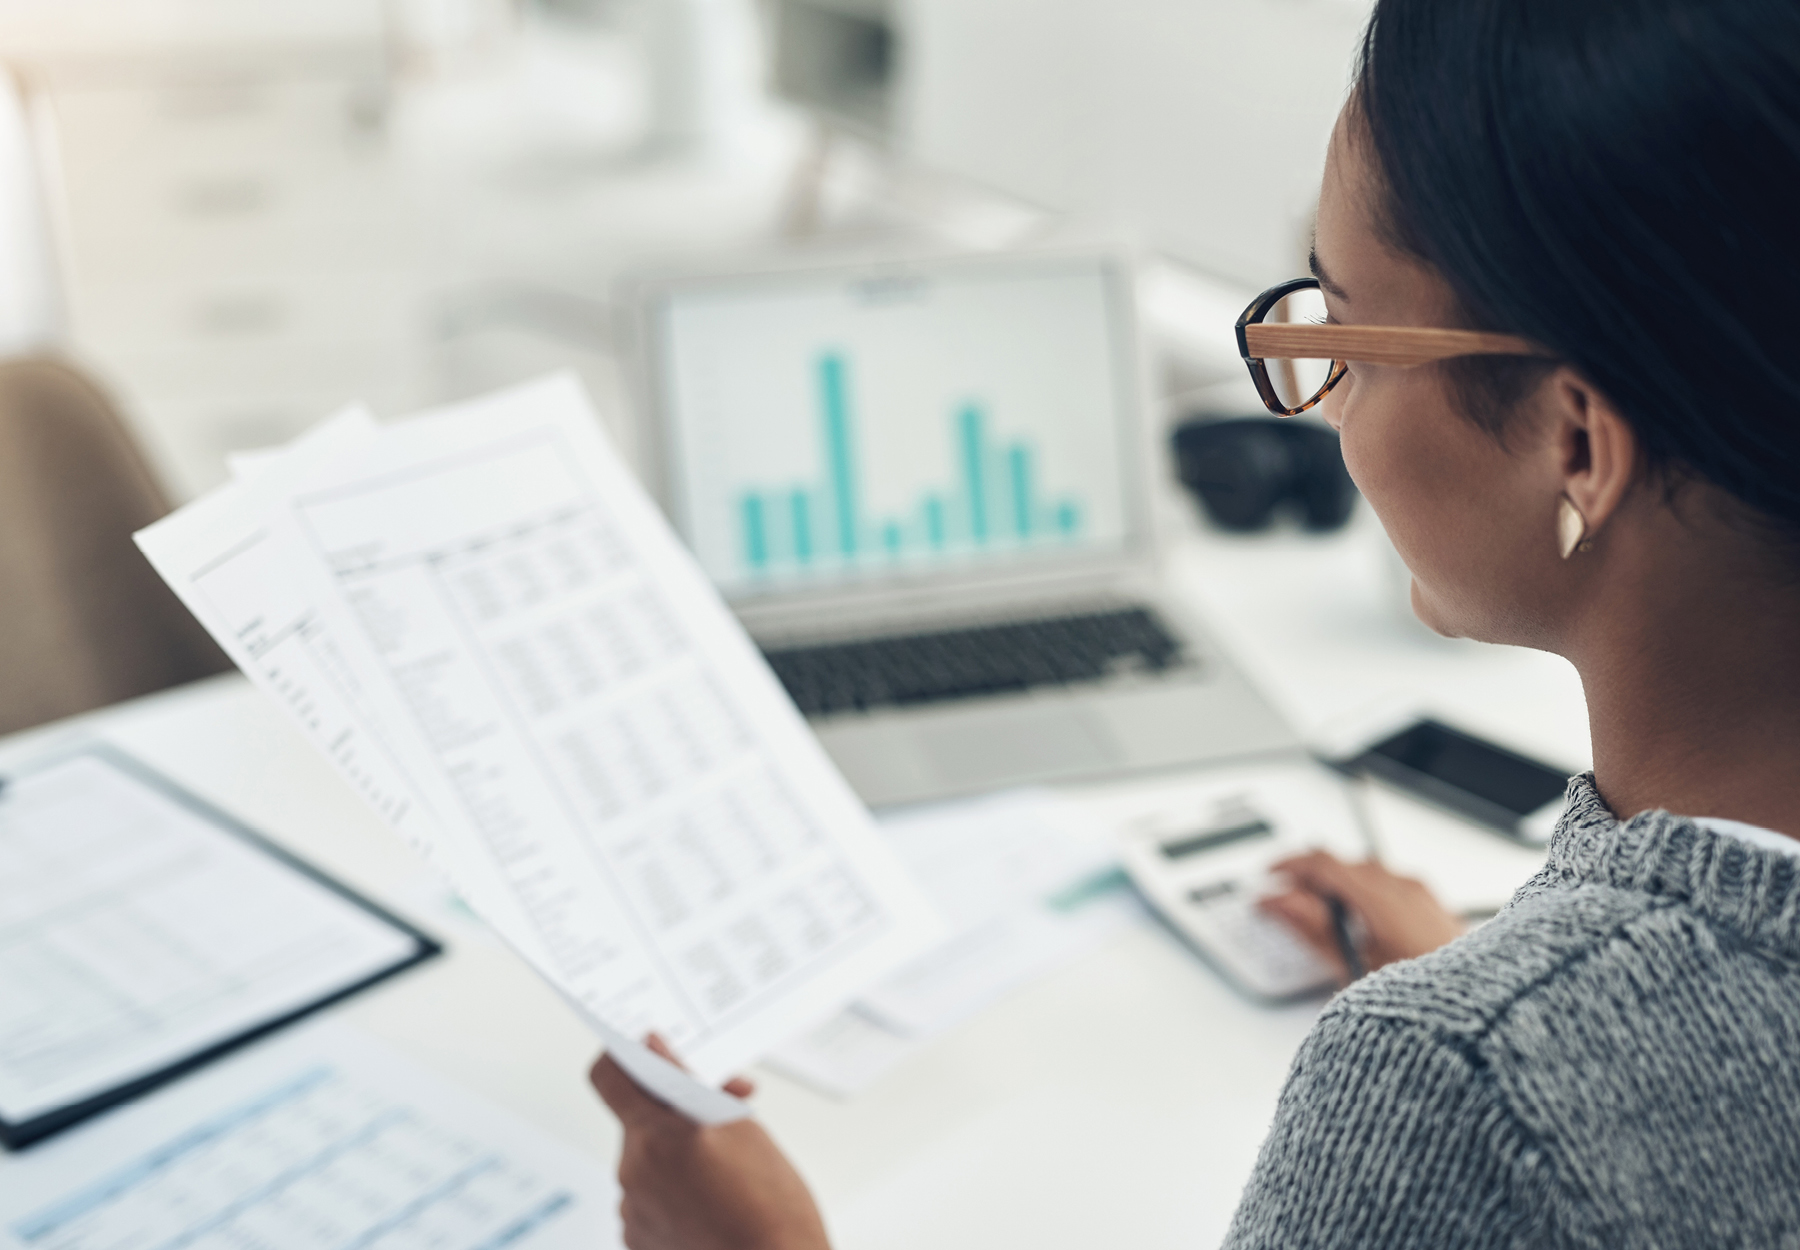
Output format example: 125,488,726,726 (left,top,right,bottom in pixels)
1236,276,1552,417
